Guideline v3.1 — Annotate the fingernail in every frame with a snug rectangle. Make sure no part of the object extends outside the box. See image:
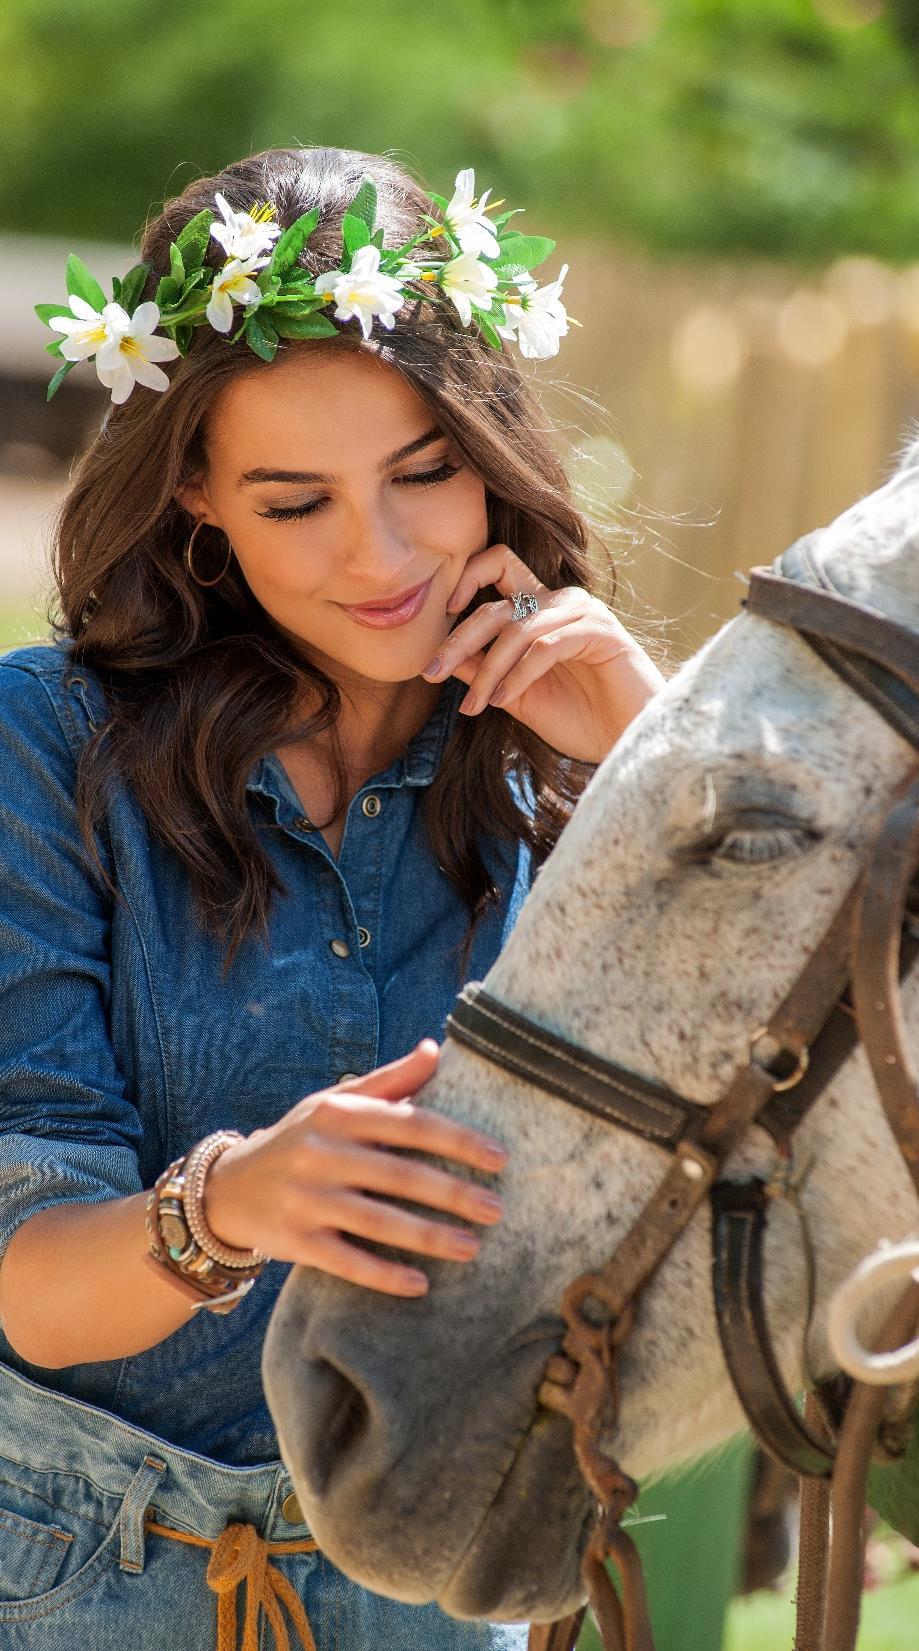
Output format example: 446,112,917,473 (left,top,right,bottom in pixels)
458,689,477,715
474,1191,504,1219
402,1270,429,1294
422,656,442,678
482,1140,509,1166
489,685,507,707
448,1230,481,1258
